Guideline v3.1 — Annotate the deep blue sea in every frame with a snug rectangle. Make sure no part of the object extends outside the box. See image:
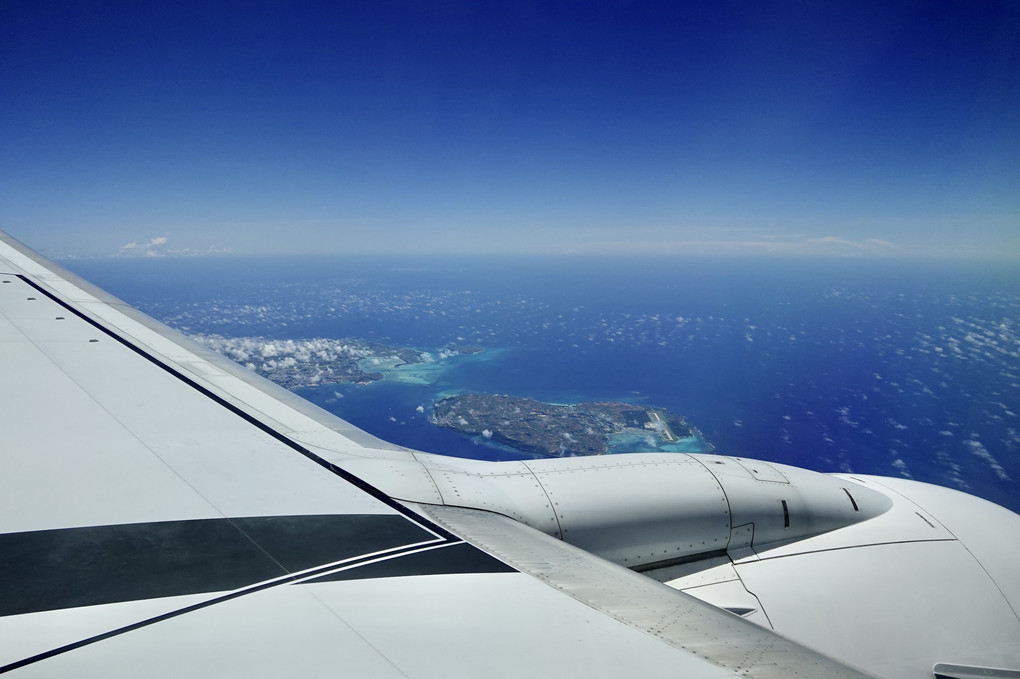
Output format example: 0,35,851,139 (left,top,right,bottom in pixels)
66,255,1020,513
